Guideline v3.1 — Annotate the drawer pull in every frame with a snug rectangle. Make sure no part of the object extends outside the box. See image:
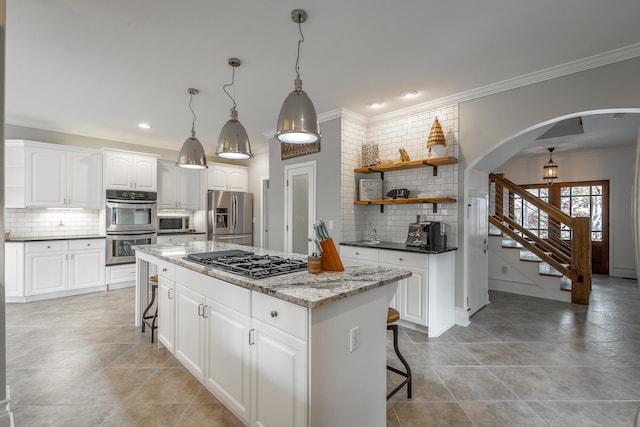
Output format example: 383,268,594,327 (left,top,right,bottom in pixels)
86,243,91,246
270,310,278,318
47,245,51,249
162,268,167,272
355,252,360,255
398,257,404,261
